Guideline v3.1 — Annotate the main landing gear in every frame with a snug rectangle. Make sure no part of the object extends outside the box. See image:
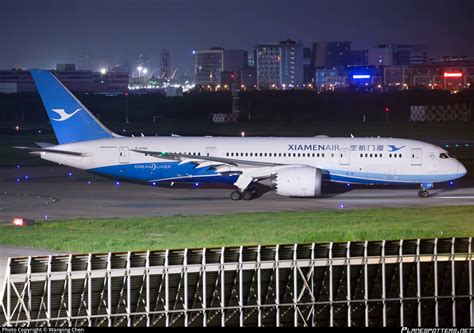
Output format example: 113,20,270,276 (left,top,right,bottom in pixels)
230,187,259,201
